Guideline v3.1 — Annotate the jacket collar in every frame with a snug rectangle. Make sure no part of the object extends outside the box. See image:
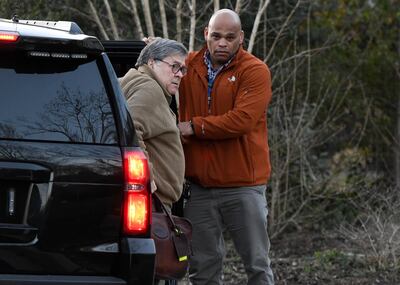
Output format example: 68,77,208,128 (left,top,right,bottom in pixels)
190,45,244,72
137,65,172,105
